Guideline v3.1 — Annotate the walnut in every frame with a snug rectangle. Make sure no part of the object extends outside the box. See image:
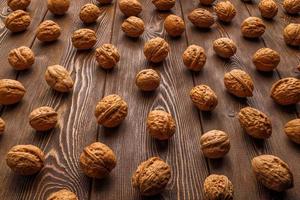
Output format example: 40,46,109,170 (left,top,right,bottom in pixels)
214,1,236,23
283,0,300,14
252,48,280,71
0,79,26,105
152,0,175,11
97,0,113,4
7,0,31,11
284,119,300,144
95,44,120,69
8,46,35,70
199,0,215,6
190,85,218,111
119,0,142,17
224,69,254,98
36,20,61,42
258,0,278,19
5,10,31,32
283,23,300,46
47,189,78,200
241,17,266,38
121,16,144,37
0,118,5,134
188,8,214,29
164,14,185,37
6,144,45,175
147,110,176,140
135,69,160,91
95,94,128,127
182,45,206,71
29,106,58,131
71,29,97,50
47,0,70,15
200,130,230,159
132,157,171,196
213,37,237,58
45,65,74,92
79,142,116,179
203,174,234,200
79,3,101,24
144,37,170,63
